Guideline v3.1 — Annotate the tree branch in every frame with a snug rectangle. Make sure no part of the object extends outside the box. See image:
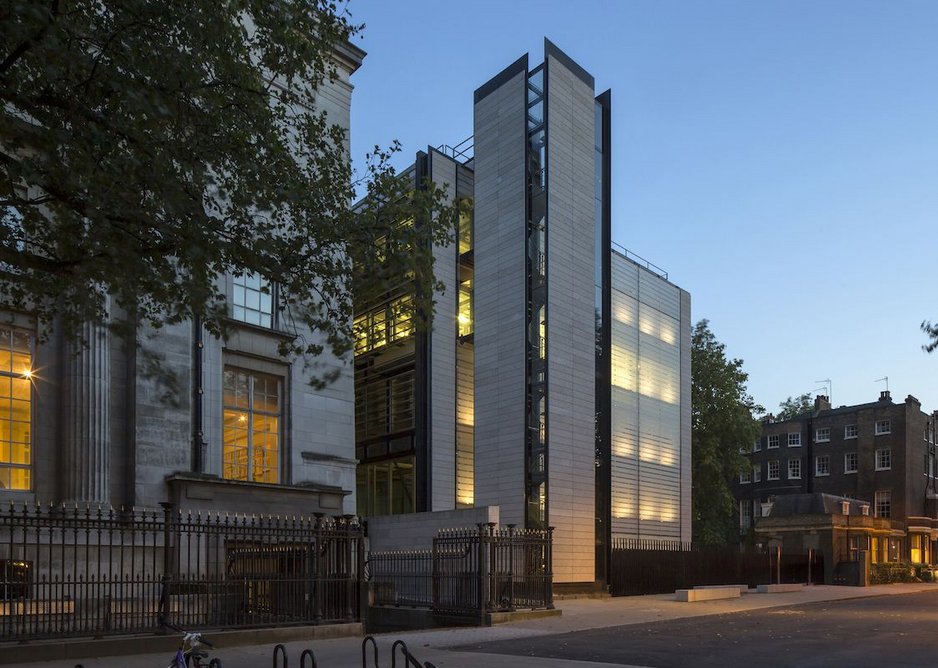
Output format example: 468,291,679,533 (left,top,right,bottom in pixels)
0,0,60,75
